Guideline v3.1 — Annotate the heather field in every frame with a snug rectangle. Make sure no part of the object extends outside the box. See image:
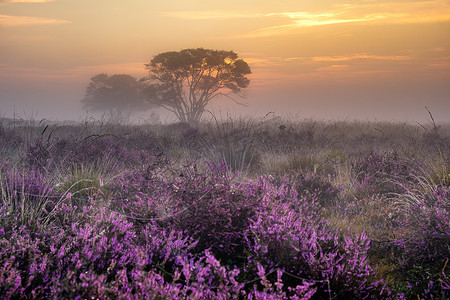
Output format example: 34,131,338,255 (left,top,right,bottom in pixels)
0,116,449,299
